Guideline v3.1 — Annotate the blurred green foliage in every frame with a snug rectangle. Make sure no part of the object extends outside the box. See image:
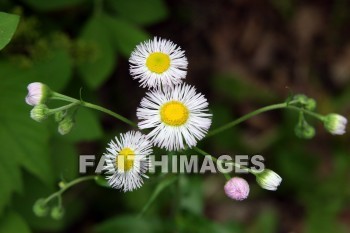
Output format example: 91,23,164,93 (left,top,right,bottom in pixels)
0,0,350,232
